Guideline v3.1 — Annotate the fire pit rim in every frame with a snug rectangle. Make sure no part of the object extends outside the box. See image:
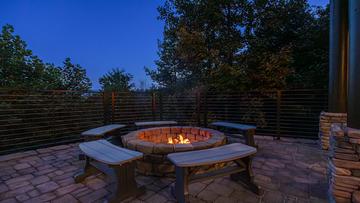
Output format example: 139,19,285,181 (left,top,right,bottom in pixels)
121,126,226,176
122,126,226,154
